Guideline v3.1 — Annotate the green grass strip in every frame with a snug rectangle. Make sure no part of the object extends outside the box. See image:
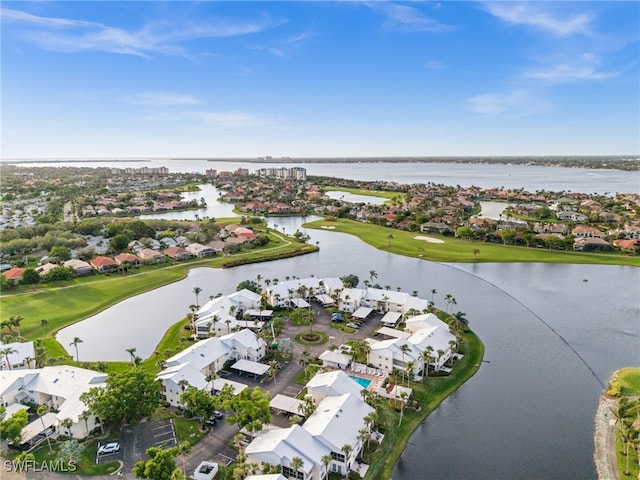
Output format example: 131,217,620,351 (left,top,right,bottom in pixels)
304,218,640,266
